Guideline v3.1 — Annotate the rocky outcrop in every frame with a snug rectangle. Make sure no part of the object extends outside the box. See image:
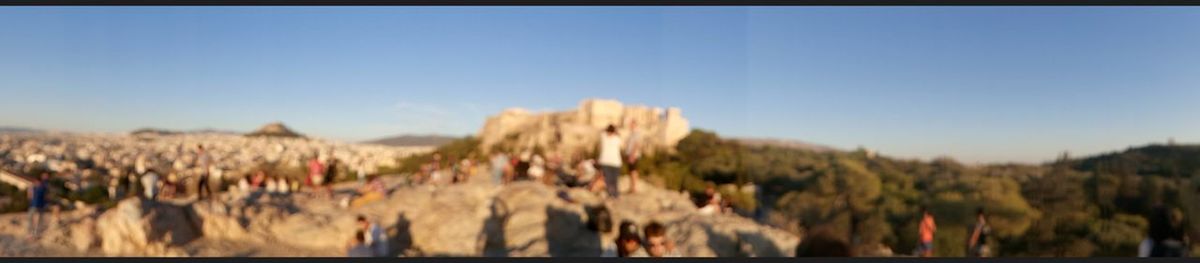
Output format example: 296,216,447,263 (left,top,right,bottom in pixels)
0,173,797,257
95,199,197,256
477,99,690,157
